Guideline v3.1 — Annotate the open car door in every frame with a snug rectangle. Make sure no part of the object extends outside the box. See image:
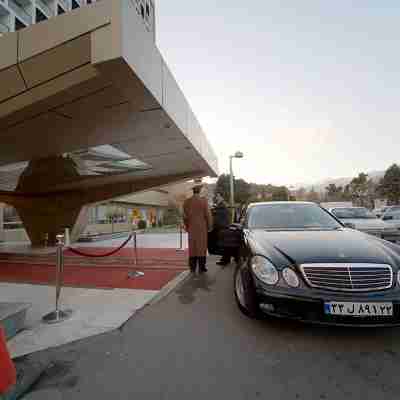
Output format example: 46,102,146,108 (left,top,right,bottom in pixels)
208,224,243,256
